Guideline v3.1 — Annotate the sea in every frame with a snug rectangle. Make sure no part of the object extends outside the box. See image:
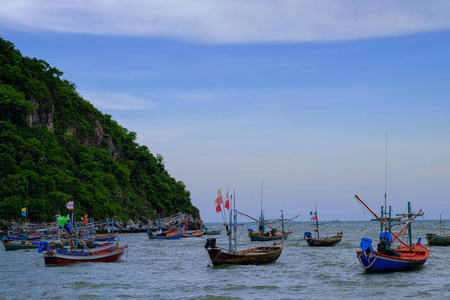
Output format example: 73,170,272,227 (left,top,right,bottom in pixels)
1,220,449,300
